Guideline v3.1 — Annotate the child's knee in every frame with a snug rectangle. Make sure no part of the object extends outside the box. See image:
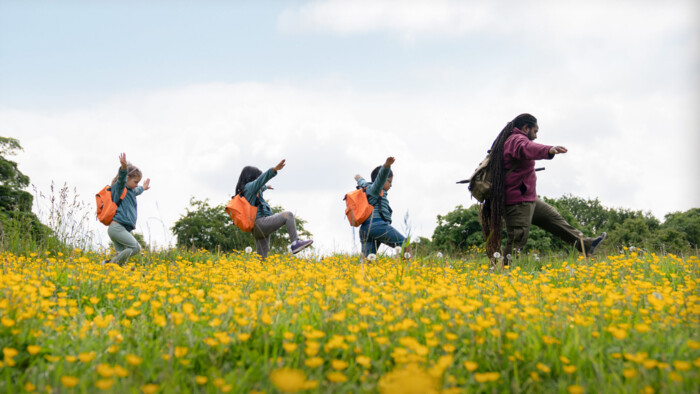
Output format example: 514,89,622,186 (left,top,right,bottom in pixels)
282,211,294,220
